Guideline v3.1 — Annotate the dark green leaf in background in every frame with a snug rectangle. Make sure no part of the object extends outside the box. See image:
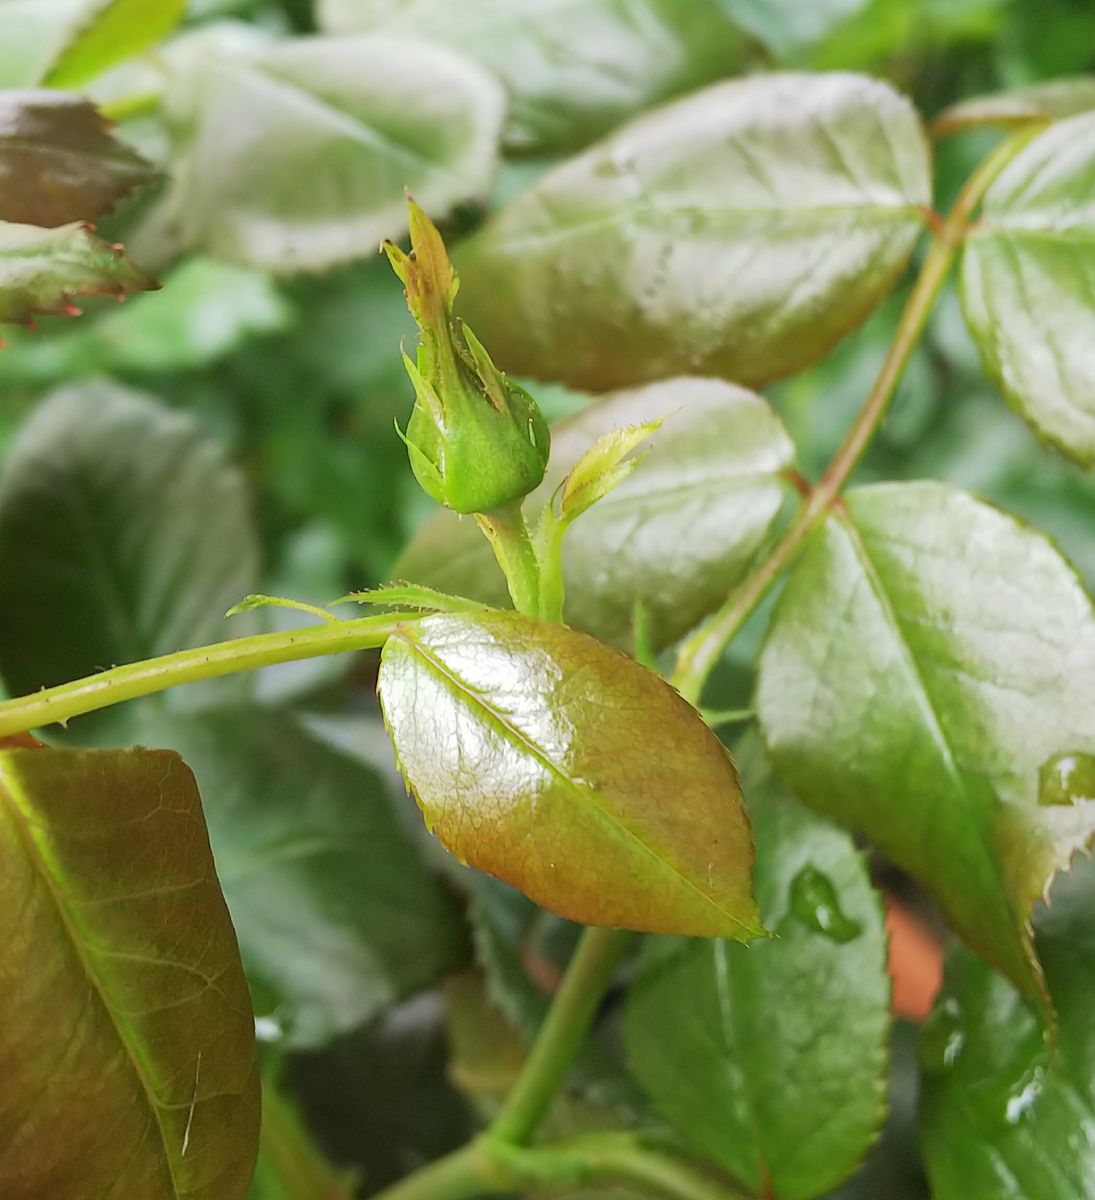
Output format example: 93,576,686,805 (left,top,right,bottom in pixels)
153,707,466,1049
625,738,890,1200
248,1079,355,1200
316,0,744,155
0,219,156,324
454,71,931,391
135,27,506,273
379,610,763,938
961,111,1095,464
0,384,258,726
921,853,1095,1200
0,90,155,227
756,482,1095,1006
0,744,260,1199
397,377,795,651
